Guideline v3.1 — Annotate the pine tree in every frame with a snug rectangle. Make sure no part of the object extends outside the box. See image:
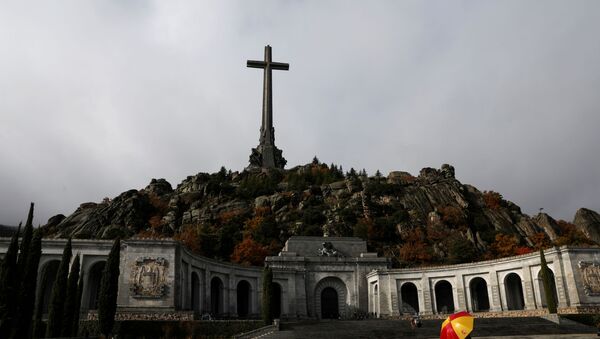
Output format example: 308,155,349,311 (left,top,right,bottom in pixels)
0,225,21,337
540,249,557,313
71,270,85,337
98,238,121,337
261,266,273,325
61,254,80,337
46,238,72,338
12,228,43,339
